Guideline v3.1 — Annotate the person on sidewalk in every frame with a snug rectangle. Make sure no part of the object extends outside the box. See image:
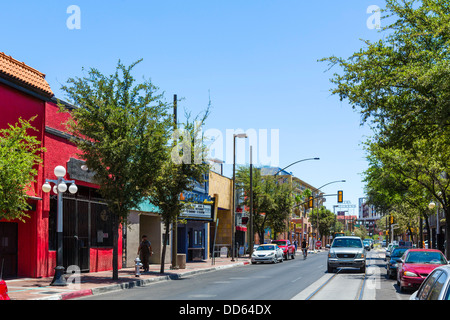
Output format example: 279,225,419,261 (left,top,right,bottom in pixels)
137,235,153,272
